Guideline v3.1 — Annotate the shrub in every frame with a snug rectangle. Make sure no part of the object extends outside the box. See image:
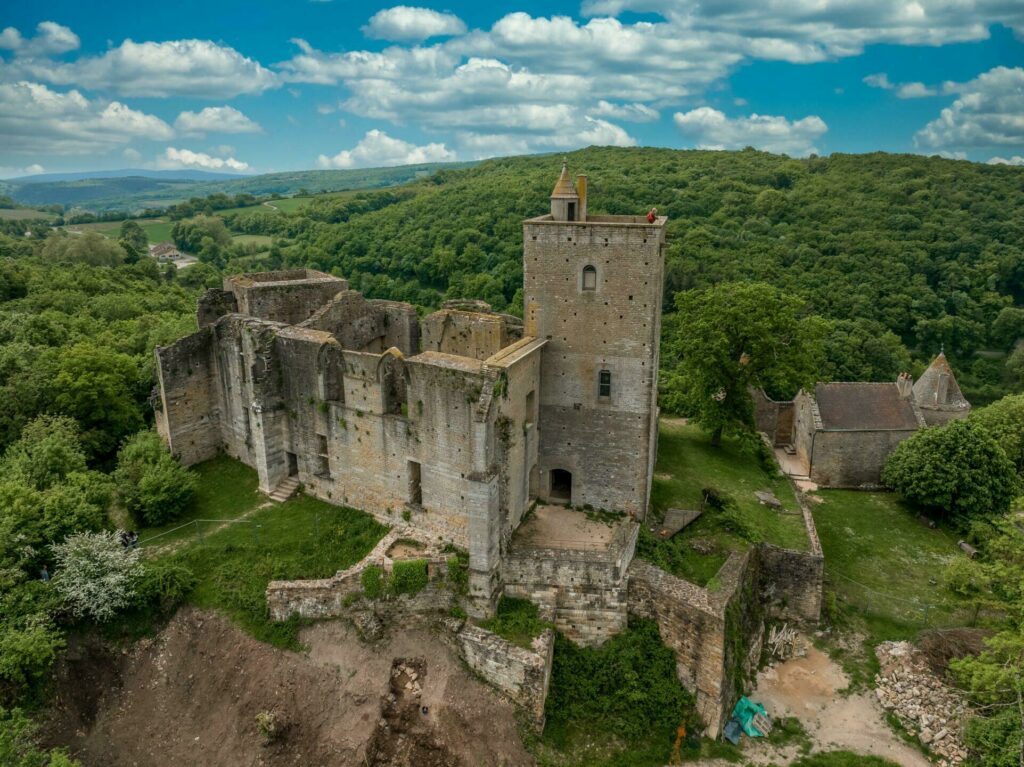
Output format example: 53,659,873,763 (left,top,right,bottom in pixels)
0,617,65,691
0,707,82,767
254,710,283,743
51,531,144,622
701,486,734,511
446,549,469,596
0,415,87,491
133,561,196,612
479,597,549,648
360,565,385,599
114,431,198,526
882,420,1019,522
390,559,428,596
